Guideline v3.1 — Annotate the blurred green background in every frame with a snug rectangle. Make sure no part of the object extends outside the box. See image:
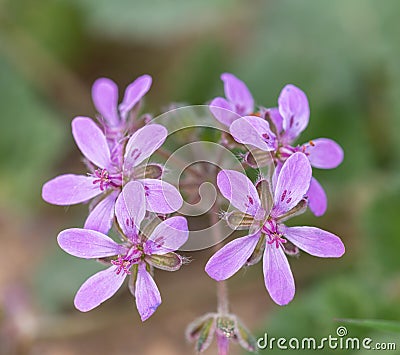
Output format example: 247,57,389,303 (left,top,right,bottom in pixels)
0,0,399,354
